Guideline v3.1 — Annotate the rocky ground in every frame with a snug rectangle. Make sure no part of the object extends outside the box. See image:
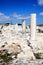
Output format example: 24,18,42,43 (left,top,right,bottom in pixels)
11,59,43,65
0,58,43,65
0,24,43,65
